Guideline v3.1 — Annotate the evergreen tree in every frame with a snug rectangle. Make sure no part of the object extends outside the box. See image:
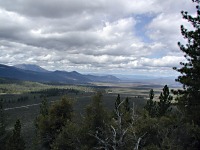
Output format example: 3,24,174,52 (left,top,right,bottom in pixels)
114,94,121,120
145,89,157,117
115,94,121,111
123,97,130,112
173,0,200,125
36,96,74,148
121,97,132,125
0,99,8,149
80,92,109,149
6,119,25,150
0,99,5,135
157,85,173,117
40,97,49,116
51,121,79,150
34,98,49,149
